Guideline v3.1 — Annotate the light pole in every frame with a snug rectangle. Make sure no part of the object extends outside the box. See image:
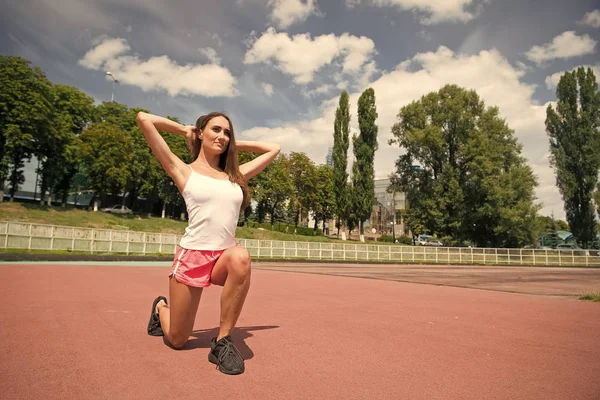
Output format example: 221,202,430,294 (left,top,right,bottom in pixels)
391,191,396,243
105,71,119,102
